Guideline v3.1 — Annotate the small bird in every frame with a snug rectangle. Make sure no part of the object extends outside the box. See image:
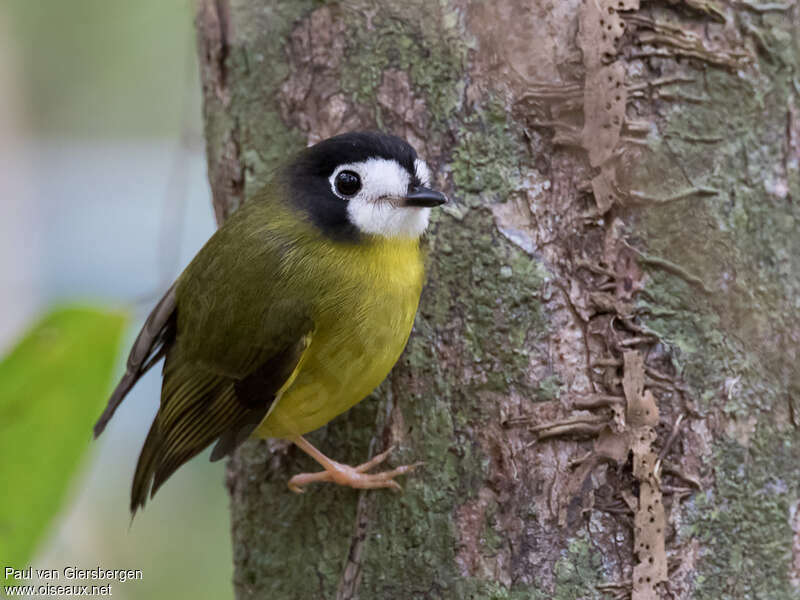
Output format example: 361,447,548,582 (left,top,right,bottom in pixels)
94,132,447,514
